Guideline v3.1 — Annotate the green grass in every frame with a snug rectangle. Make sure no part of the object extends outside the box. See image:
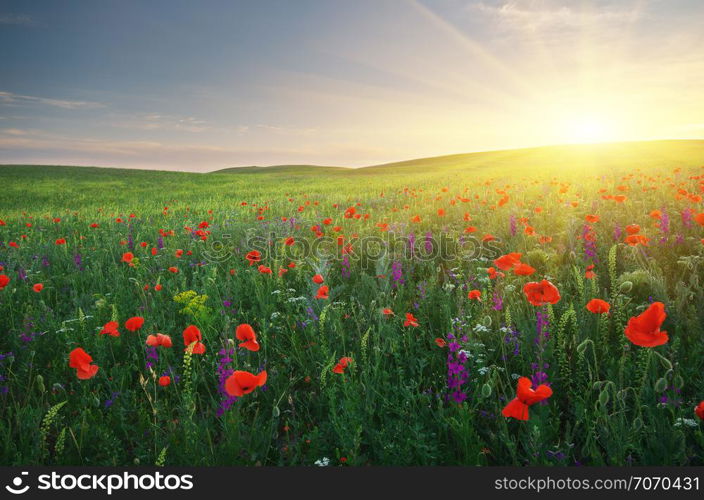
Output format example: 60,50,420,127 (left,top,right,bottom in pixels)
1,139,704,466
